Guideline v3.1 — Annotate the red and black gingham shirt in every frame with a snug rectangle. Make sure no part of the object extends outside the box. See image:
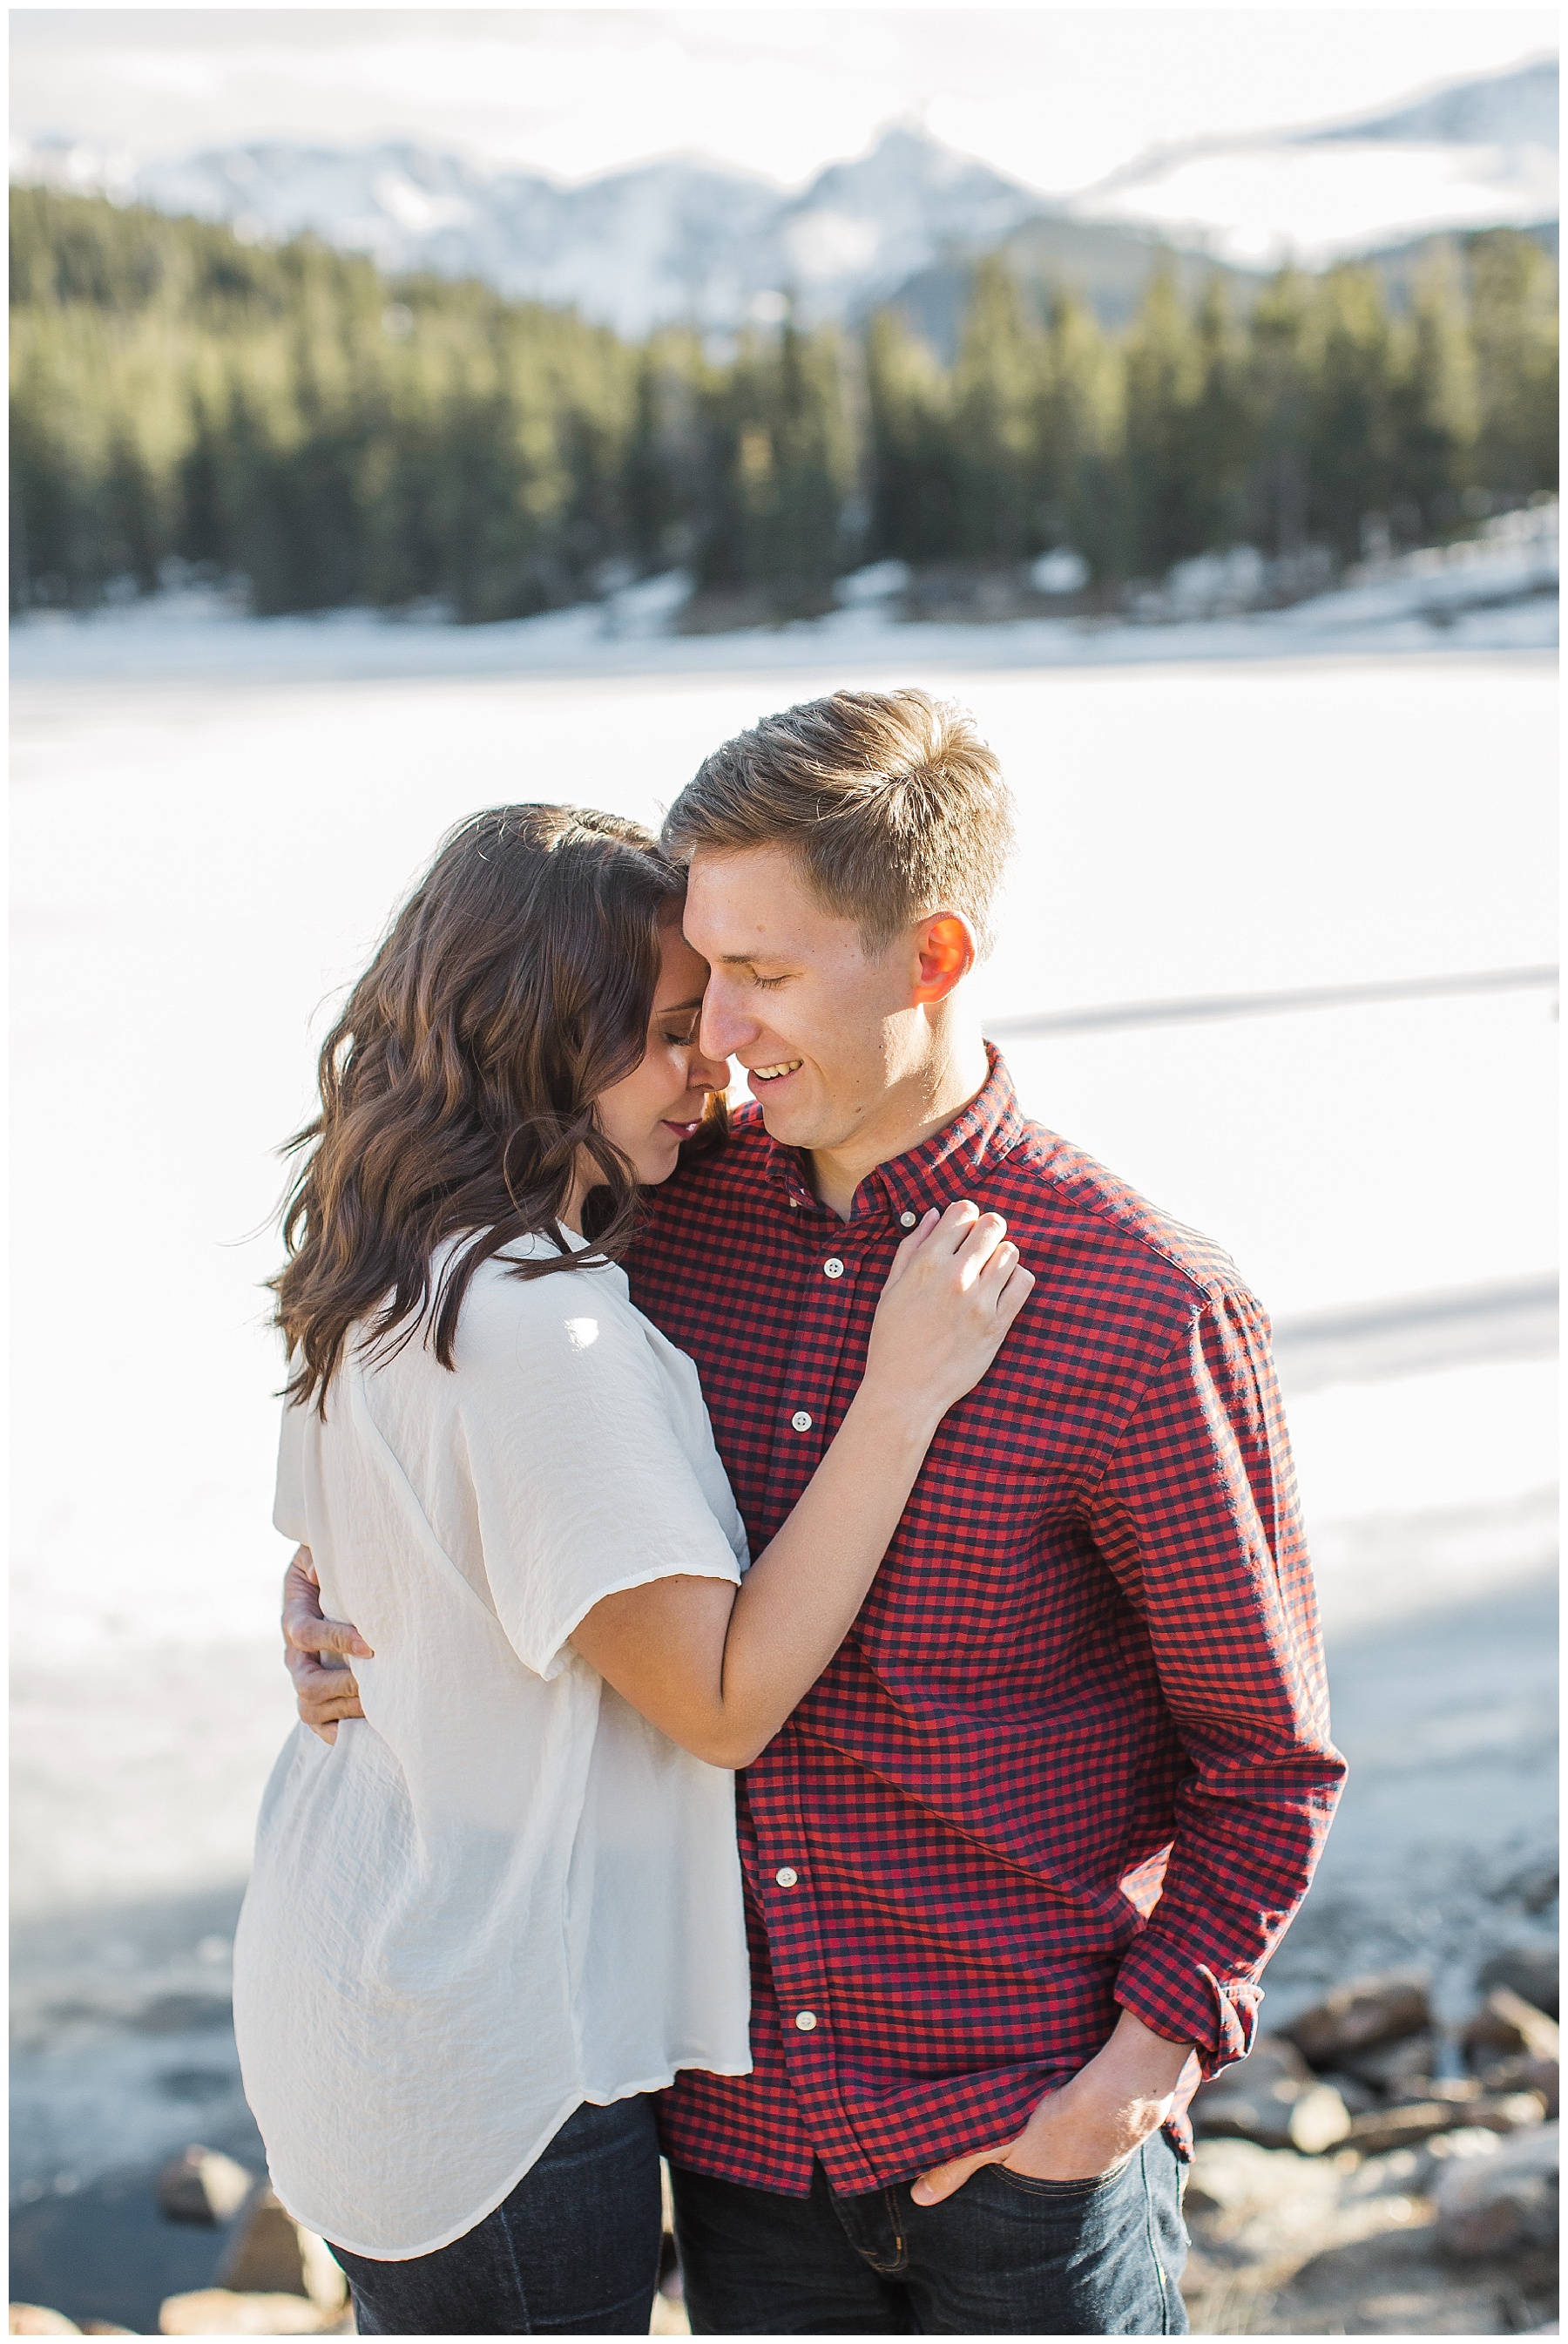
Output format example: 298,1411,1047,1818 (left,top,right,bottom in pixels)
626,1050,1344,2198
